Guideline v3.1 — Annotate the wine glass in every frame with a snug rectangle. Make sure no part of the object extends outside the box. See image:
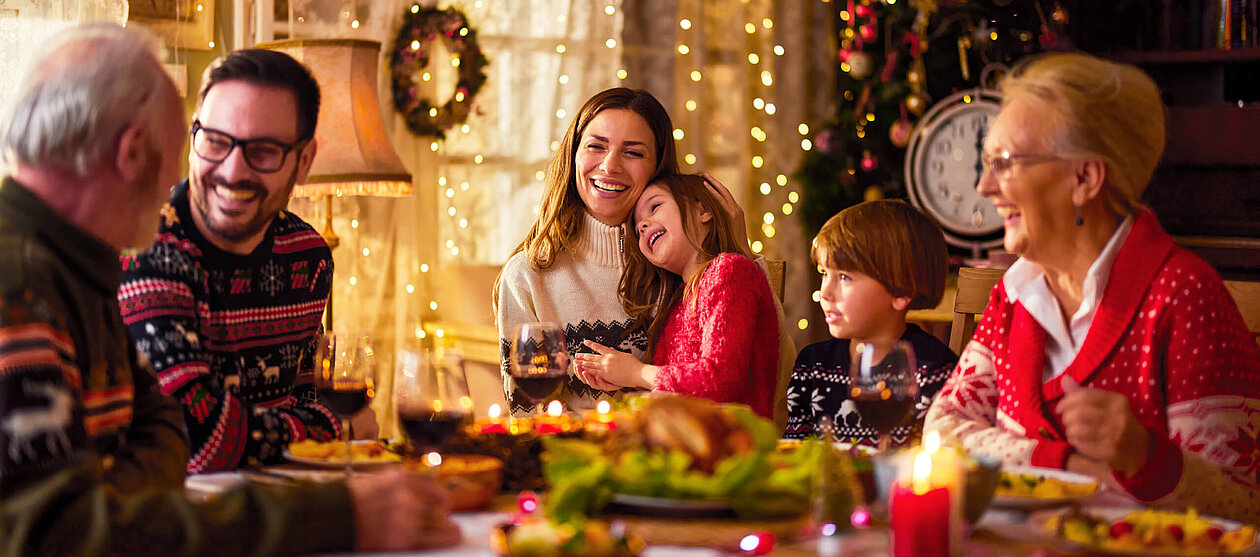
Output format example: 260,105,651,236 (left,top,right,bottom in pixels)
849,340,919,453
315,332,378,475
509,322,570,422
395,346,471,463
